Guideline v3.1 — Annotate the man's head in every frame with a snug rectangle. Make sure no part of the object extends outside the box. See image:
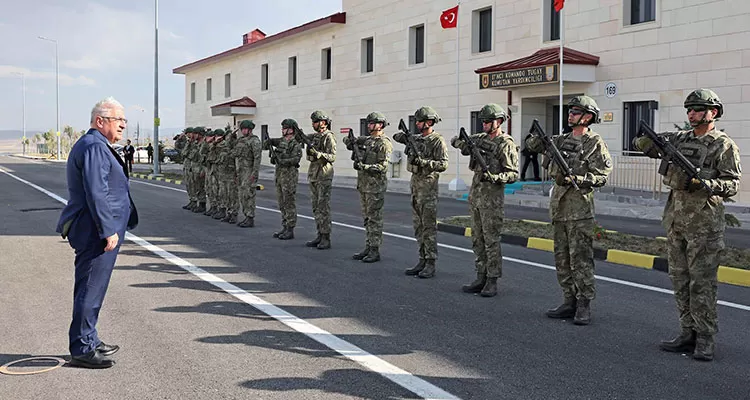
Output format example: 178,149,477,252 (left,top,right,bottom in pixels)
90,97,127,144
127,139,131,145
478,103,508,134
282,118,298,136
414,106,440,133
684,88,723,127
567,96,600,128
239,119,255,135
310,110,331,132
365,112,388,134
